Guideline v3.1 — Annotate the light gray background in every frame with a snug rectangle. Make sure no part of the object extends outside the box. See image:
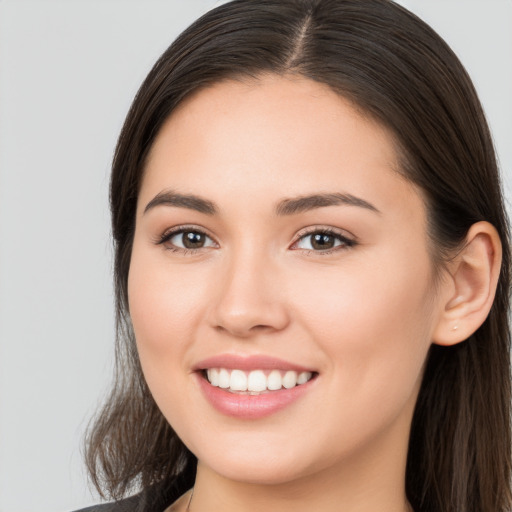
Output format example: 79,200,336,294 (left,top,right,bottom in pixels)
0,1,510,511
